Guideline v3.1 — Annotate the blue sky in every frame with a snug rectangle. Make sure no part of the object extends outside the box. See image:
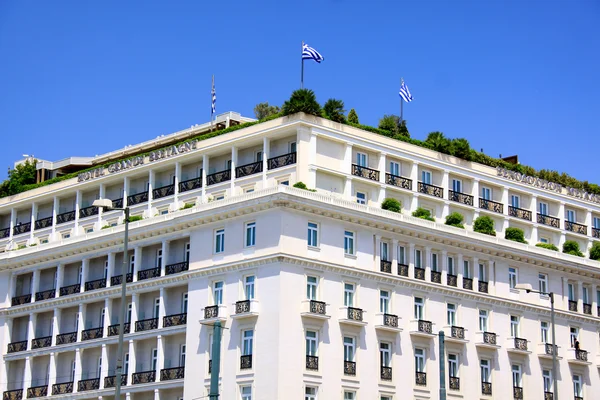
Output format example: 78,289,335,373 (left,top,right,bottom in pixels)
1,1,598,183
